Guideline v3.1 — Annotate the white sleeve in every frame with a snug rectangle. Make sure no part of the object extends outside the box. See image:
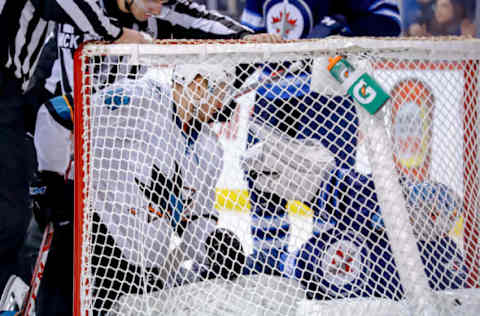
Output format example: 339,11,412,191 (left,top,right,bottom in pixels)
34,104,73,177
